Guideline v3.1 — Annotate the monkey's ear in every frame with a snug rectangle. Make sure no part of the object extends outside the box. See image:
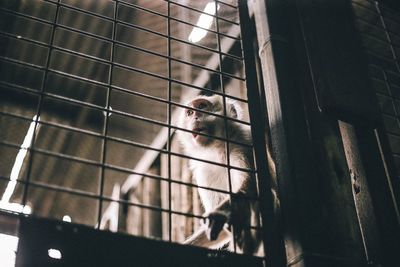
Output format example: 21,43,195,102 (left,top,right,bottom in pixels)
228,101,242,120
